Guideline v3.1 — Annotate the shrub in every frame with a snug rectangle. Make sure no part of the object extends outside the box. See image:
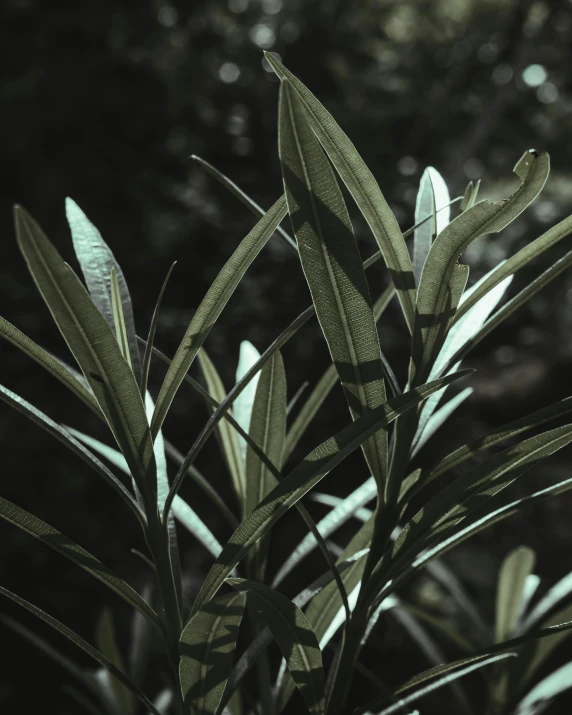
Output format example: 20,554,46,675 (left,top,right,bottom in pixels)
2,55,572,715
